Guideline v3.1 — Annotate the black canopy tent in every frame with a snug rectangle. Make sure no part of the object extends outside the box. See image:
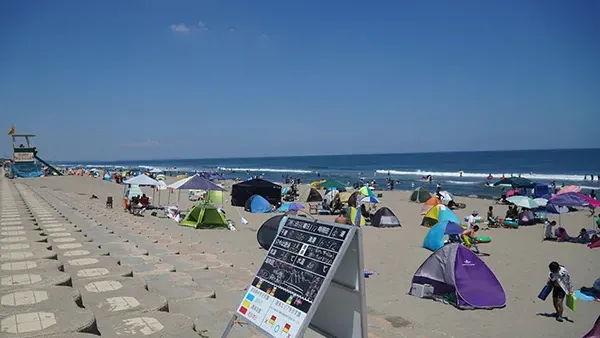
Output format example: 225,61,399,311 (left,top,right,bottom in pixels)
231,178,282,207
